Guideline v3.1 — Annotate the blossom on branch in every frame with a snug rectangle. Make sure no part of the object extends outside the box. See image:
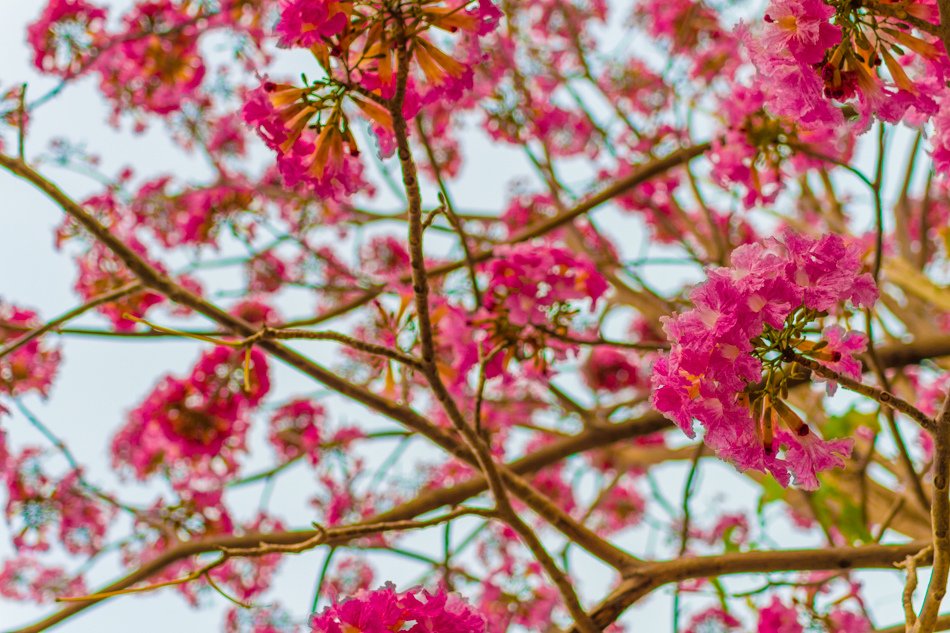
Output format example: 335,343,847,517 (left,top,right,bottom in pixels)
651,231,876,489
